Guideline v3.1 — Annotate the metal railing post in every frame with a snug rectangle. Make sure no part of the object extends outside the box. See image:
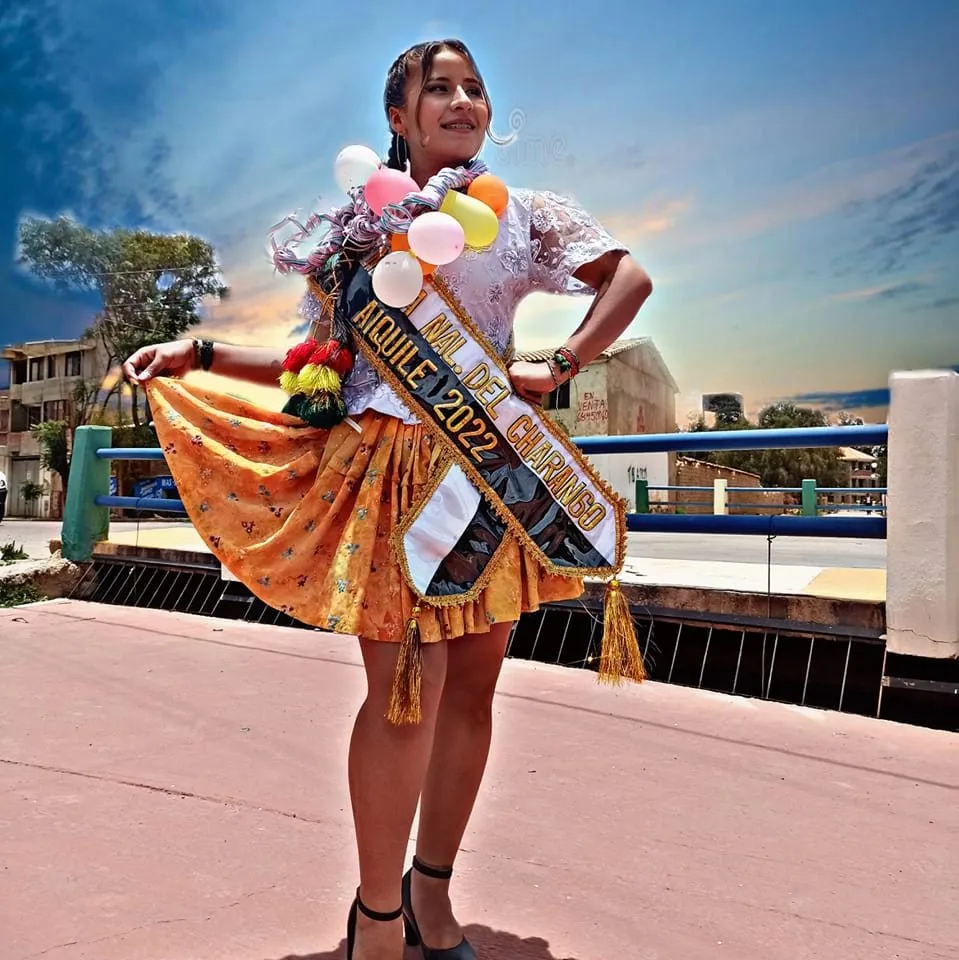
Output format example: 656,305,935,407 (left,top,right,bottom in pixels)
713,479,728,515
801,478,818,517
61,425,113,562
634,478,649,513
